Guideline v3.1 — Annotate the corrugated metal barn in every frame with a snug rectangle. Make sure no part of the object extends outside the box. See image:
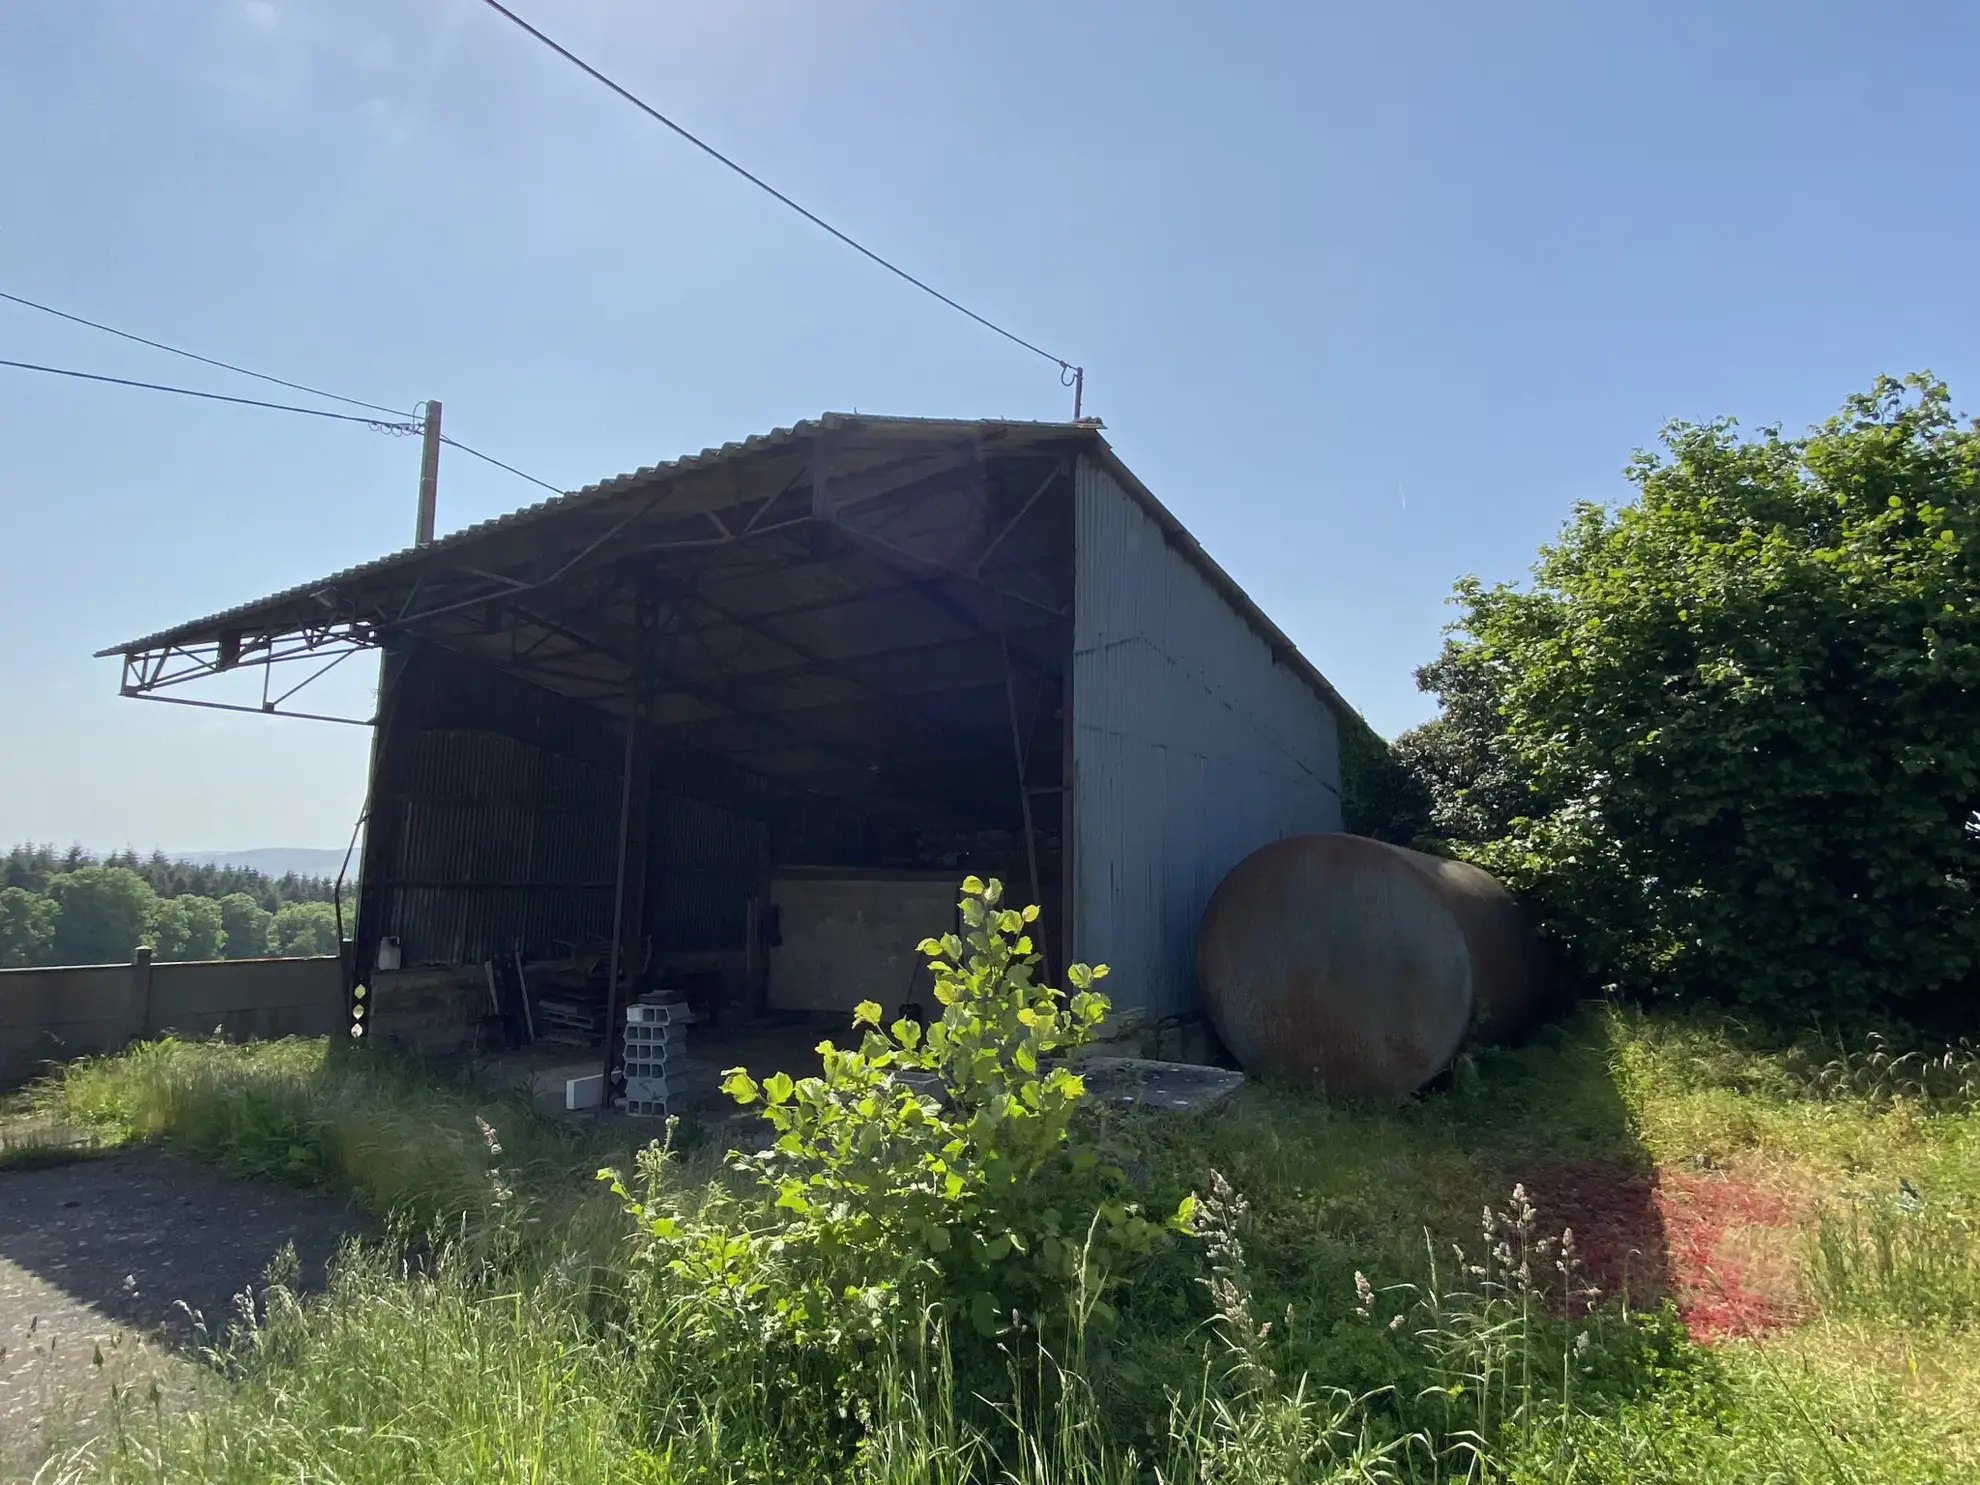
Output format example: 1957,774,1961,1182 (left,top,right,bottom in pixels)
104,415,1349,1032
